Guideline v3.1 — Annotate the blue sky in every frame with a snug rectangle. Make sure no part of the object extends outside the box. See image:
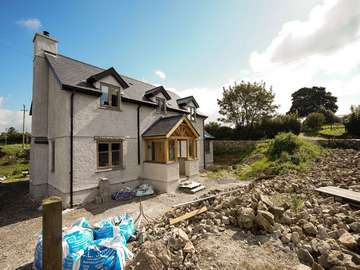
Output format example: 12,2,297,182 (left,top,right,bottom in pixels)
0,0,359,131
